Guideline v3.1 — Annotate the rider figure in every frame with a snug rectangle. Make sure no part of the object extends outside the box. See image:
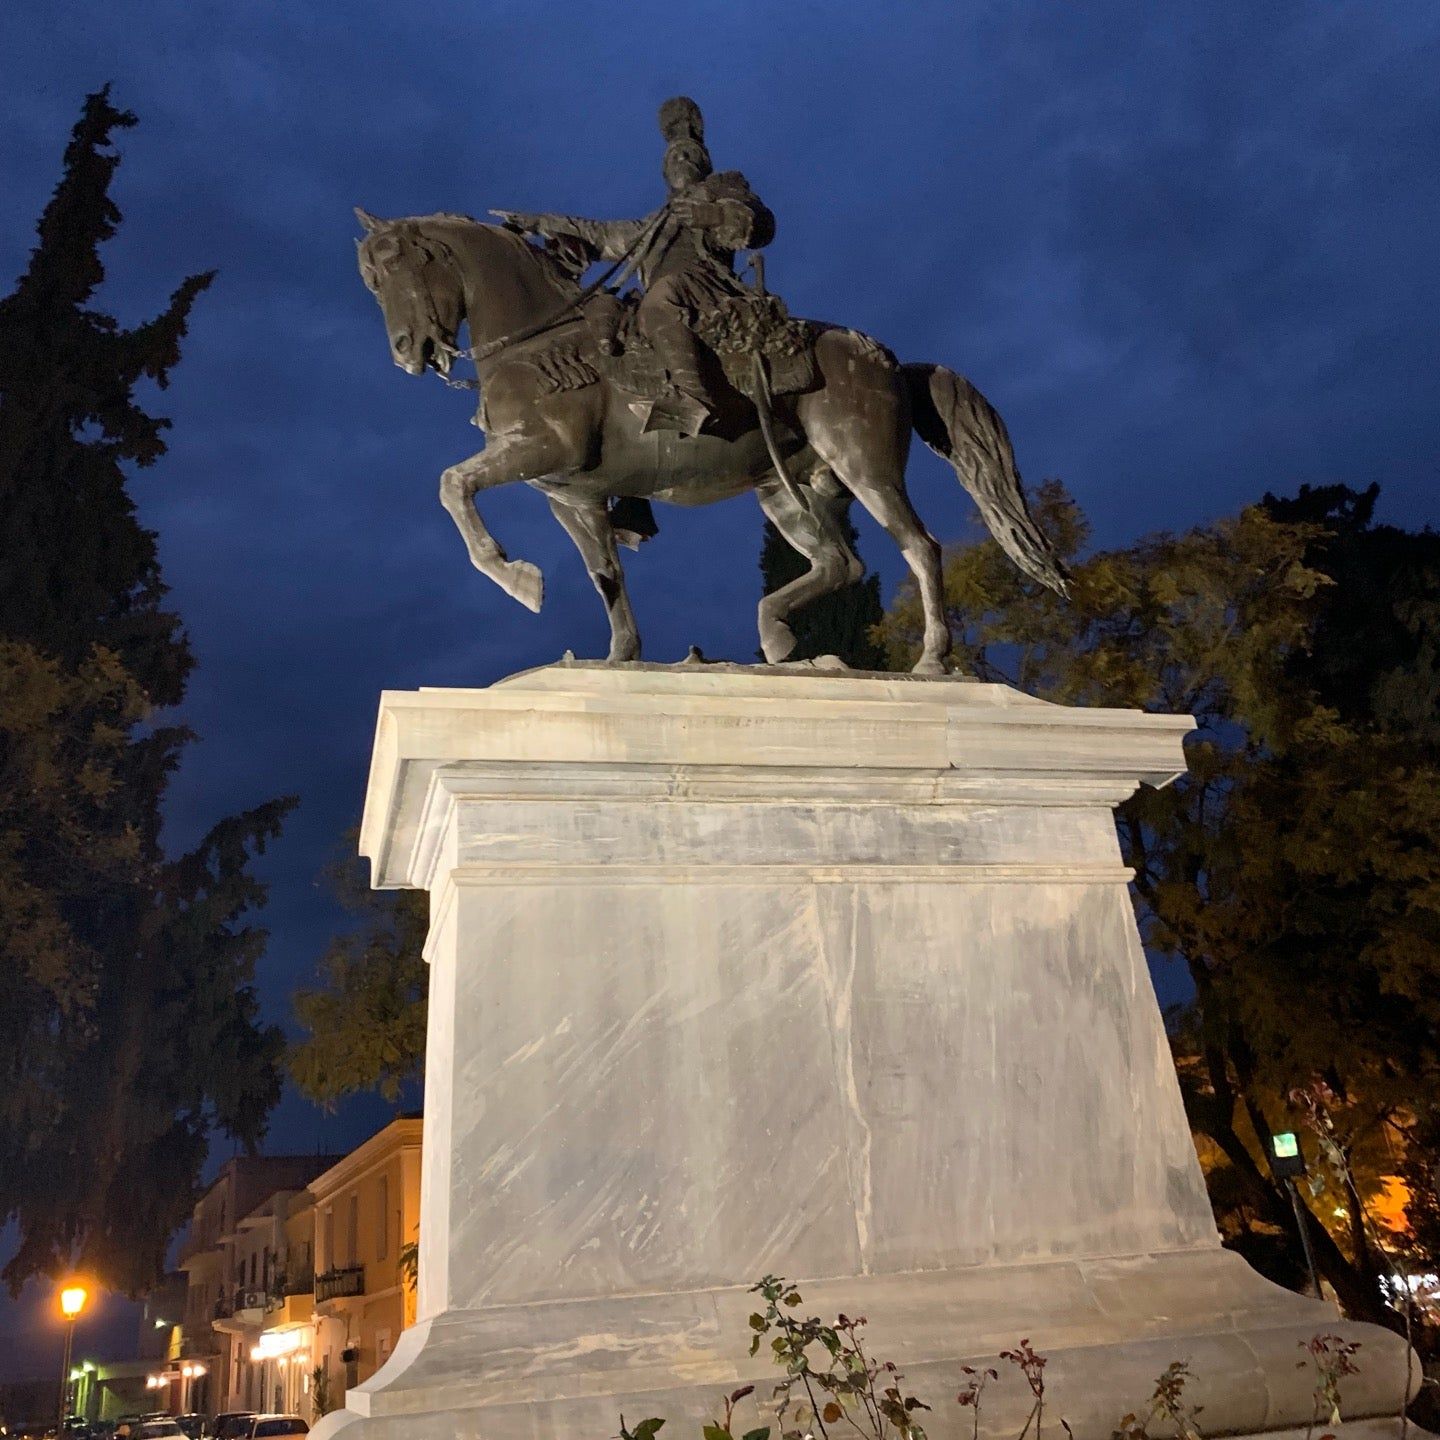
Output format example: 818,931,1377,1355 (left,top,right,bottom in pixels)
495,97,775,436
